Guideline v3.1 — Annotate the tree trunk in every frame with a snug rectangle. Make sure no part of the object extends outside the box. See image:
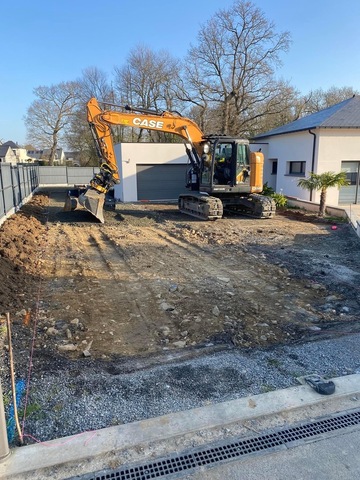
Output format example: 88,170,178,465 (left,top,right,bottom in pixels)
48,132,58,166
319,188,327,216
